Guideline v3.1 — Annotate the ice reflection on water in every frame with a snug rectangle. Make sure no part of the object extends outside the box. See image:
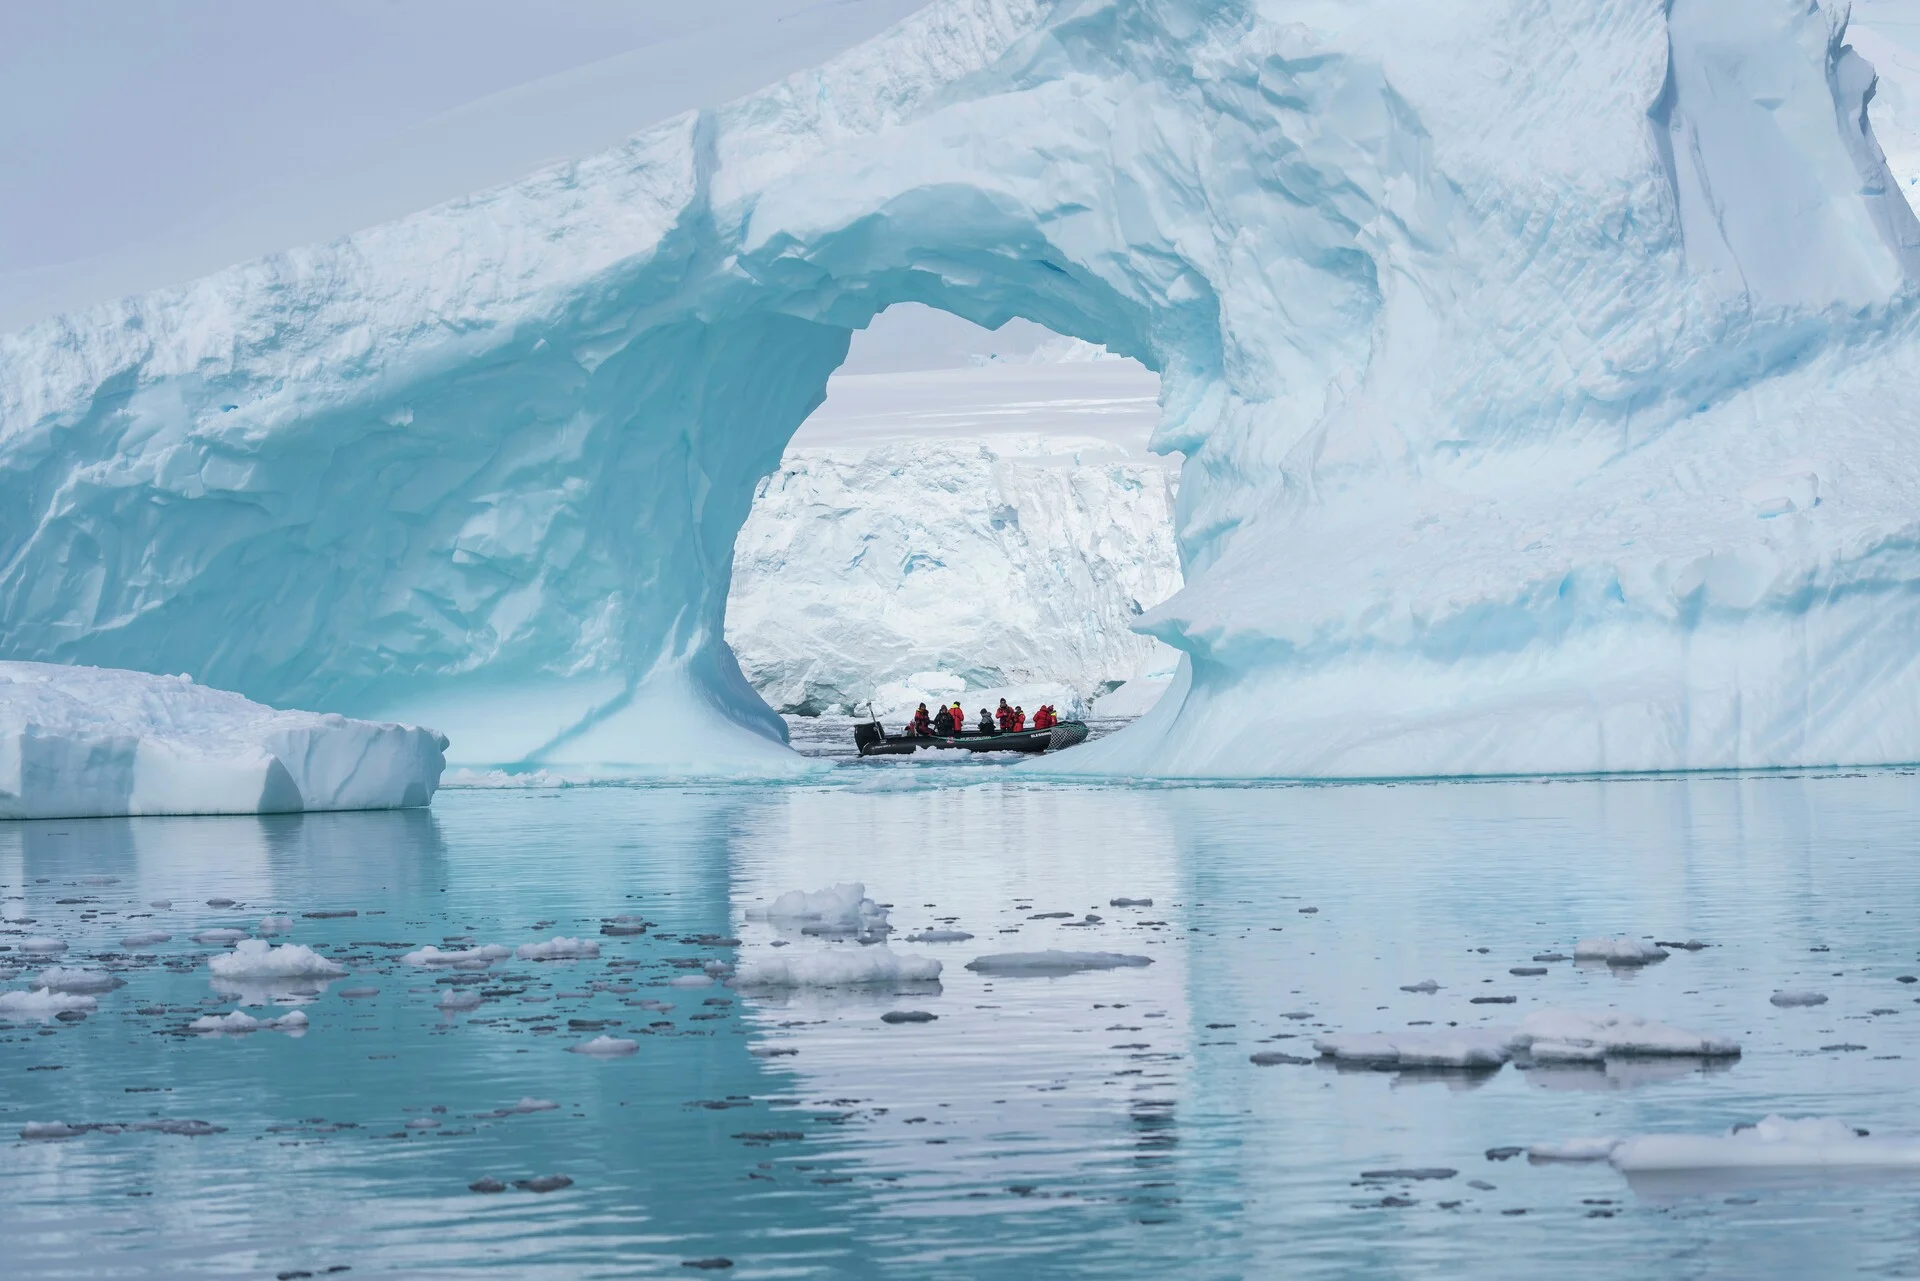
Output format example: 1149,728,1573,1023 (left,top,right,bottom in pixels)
2,769,1918,1278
